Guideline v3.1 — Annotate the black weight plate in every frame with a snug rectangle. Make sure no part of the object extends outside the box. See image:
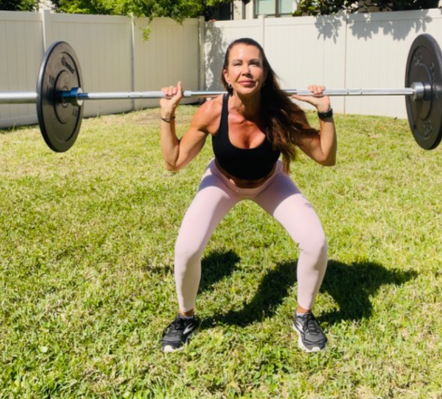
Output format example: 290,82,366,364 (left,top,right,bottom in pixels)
37,42,83,152
405,34,442,150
